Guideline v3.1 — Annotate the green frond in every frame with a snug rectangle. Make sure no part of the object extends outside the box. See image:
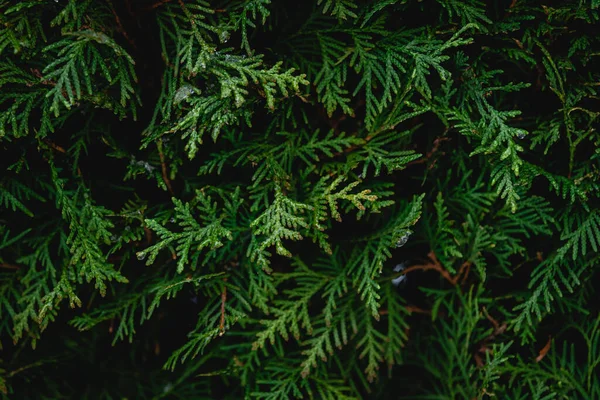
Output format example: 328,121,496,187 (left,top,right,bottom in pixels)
318,0,358,21
250,187,312,259
557,210,600,261
42,29,139,118
138,194,235,273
